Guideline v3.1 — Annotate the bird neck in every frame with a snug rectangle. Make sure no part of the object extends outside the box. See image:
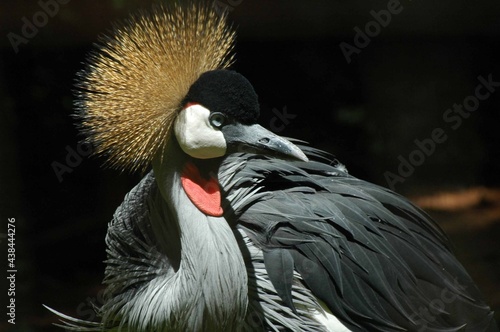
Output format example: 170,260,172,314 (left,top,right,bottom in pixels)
150,138,248,330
